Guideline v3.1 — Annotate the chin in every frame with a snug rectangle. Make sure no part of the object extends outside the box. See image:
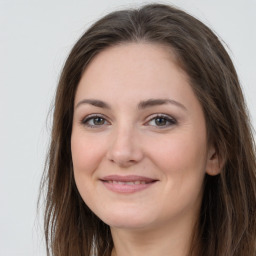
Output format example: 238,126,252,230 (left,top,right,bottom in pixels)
98,209,156,230
107,219,152,230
